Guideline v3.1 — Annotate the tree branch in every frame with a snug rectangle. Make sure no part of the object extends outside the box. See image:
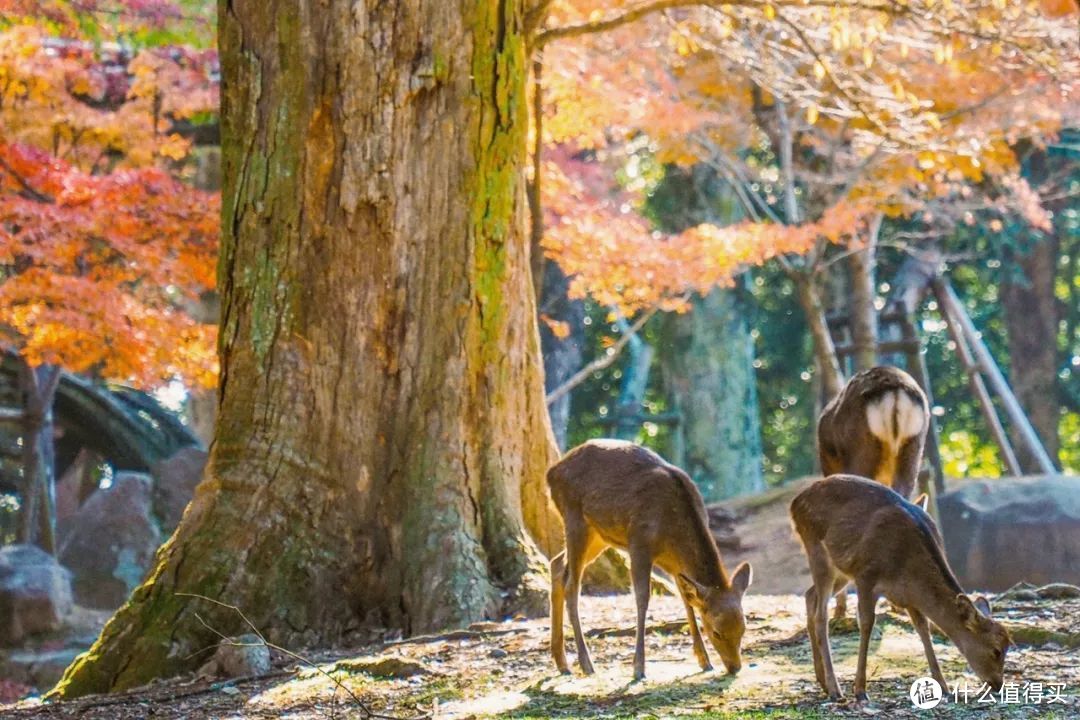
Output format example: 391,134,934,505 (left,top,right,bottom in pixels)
525,0,556,38
545,306,660,406
535,0,712,48
0,154,54,204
